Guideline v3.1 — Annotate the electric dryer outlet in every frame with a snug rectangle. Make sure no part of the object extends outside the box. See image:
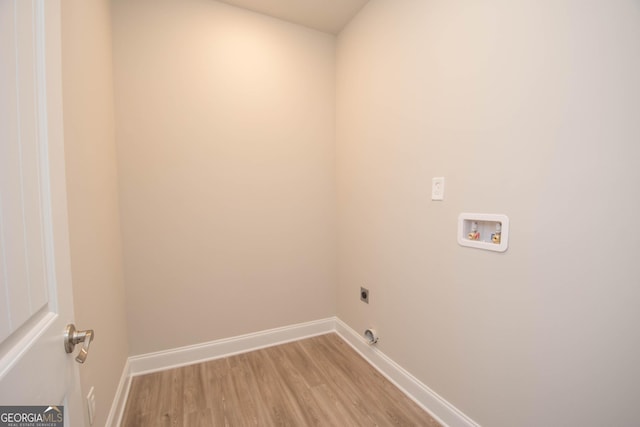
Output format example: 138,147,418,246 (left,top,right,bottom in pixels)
360,287,369,304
